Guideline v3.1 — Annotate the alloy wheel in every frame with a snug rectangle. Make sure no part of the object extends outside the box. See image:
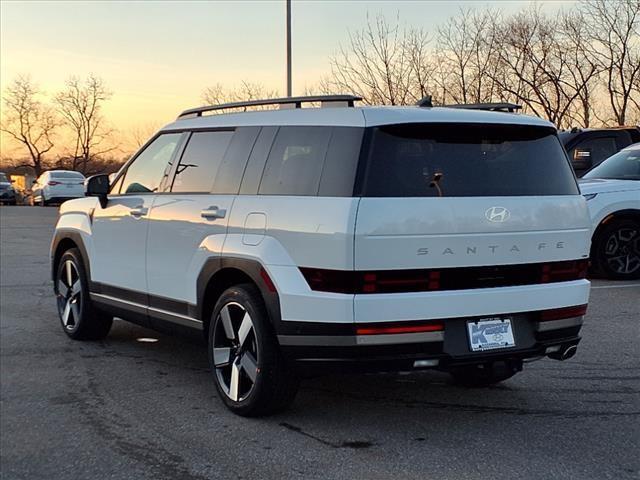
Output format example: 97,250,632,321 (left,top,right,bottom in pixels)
212,302,259,402
604,227,640,275
56,260,82,331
